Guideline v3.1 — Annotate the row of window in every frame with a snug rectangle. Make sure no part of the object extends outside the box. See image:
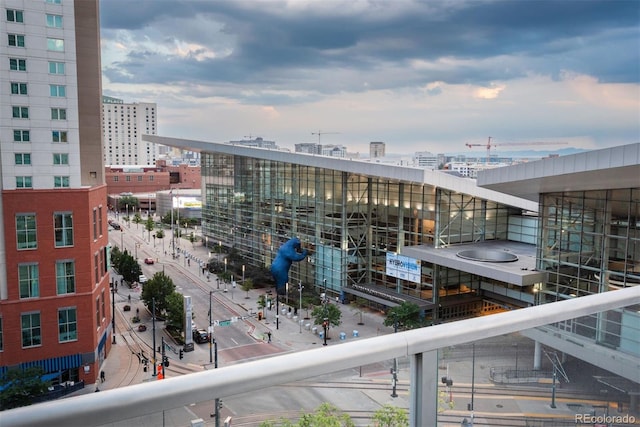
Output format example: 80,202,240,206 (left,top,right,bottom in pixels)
13,128,68,143
10,58,65,74
17,213,73,249
18,260,76,298
16,175,69,188
13,152,69,165
7,8,62,26
112,175,155,182
3,307,77,349
8,33,64,51
10,83,66,96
